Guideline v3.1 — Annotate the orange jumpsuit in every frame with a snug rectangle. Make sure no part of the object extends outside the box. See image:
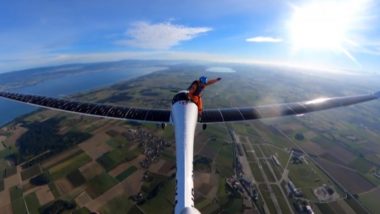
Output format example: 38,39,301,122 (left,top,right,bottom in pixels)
187,78,220,114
